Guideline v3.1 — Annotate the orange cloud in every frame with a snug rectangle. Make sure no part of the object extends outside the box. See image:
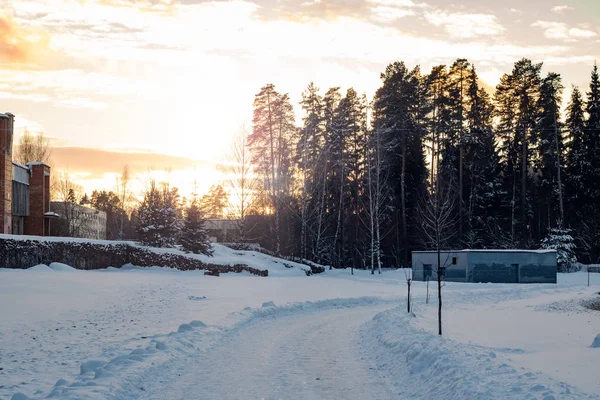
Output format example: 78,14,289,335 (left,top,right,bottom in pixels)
49,147,212,180
0,13,50,66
